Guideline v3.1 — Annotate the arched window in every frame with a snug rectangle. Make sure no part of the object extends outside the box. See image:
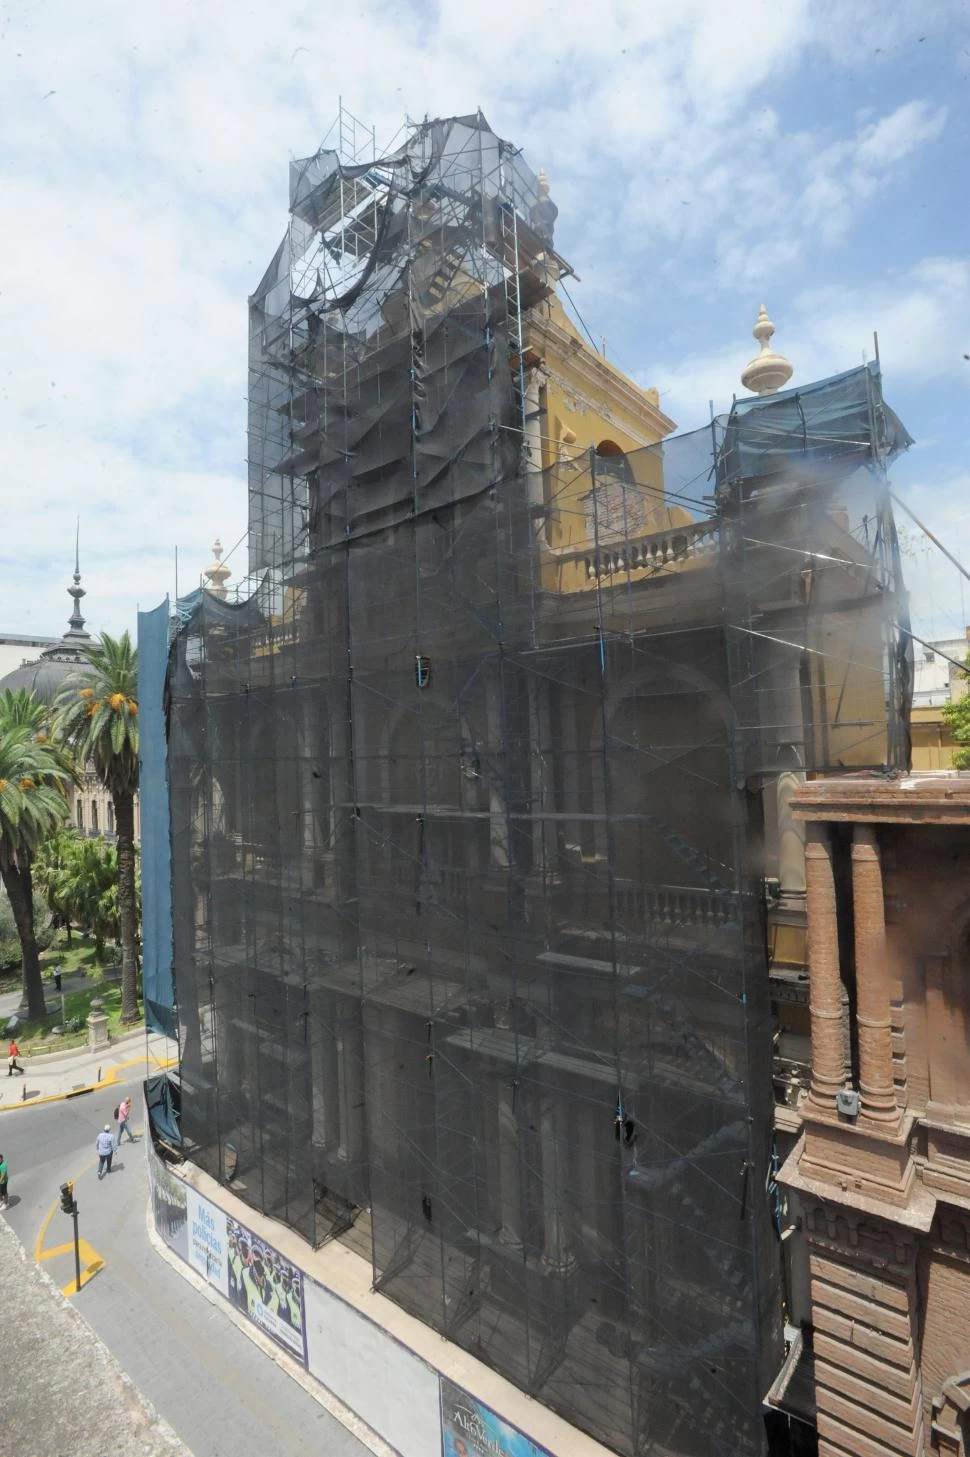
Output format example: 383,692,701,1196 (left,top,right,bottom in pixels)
91,800,98,834
76,799,84,831
107,802,114,835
